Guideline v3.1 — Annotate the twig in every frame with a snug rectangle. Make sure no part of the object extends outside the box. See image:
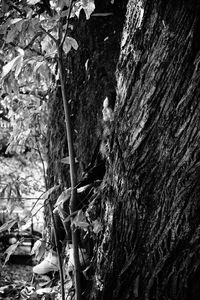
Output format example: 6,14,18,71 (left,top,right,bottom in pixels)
39,25,57,44
35,132,47,188
47,198,65,300
24,32,43,50
60,0,74,47
57,1,82,295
